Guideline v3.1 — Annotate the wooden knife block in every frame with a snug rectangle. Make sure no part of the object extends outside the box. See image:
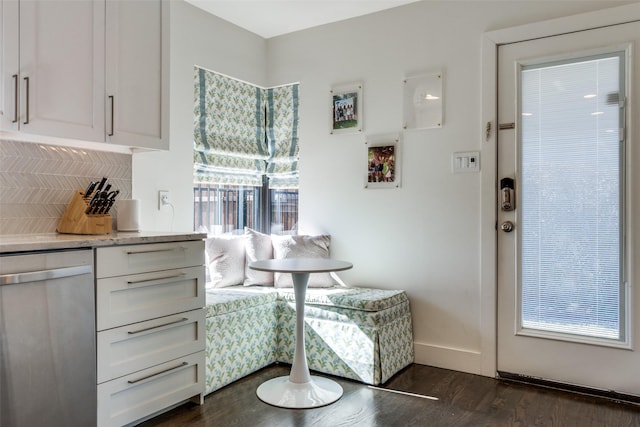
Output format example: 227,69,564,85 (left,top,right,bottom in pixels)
57,190,112,235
